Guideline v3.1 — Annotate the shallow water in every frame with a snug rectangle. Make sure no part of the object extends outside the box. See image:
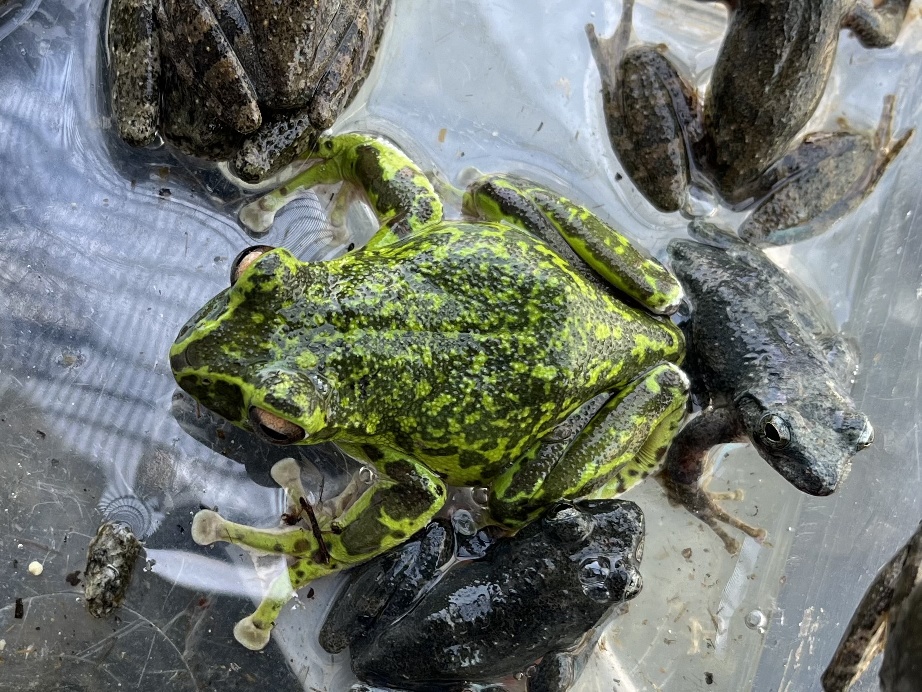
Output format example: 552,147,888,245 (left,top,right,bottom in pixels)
0,1,919,690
